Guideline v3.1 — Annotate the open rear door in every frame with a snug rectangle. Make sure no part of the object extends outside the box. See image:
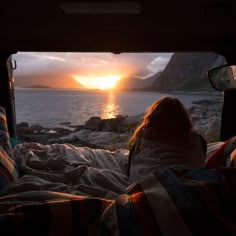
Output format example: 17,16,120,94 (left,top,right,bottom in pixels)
0,52,17,138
